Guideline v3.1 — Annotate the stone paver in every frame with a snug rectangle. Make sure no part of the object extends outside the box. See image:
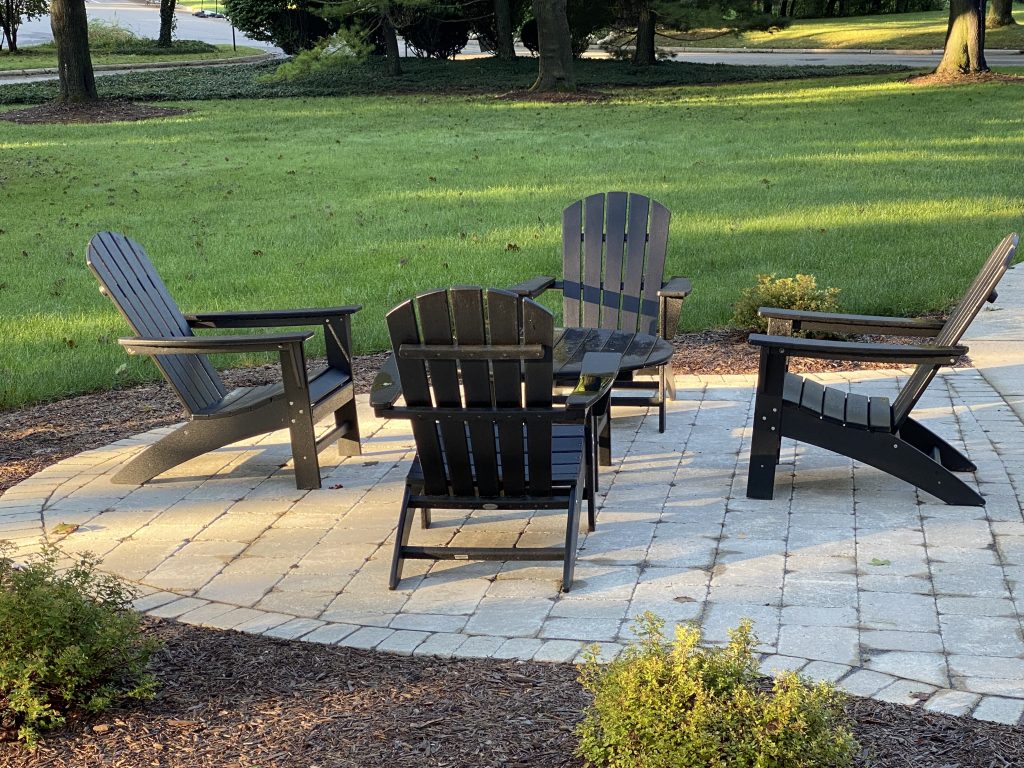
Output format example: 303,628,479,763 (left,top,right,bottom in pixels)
7,268,1024,725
